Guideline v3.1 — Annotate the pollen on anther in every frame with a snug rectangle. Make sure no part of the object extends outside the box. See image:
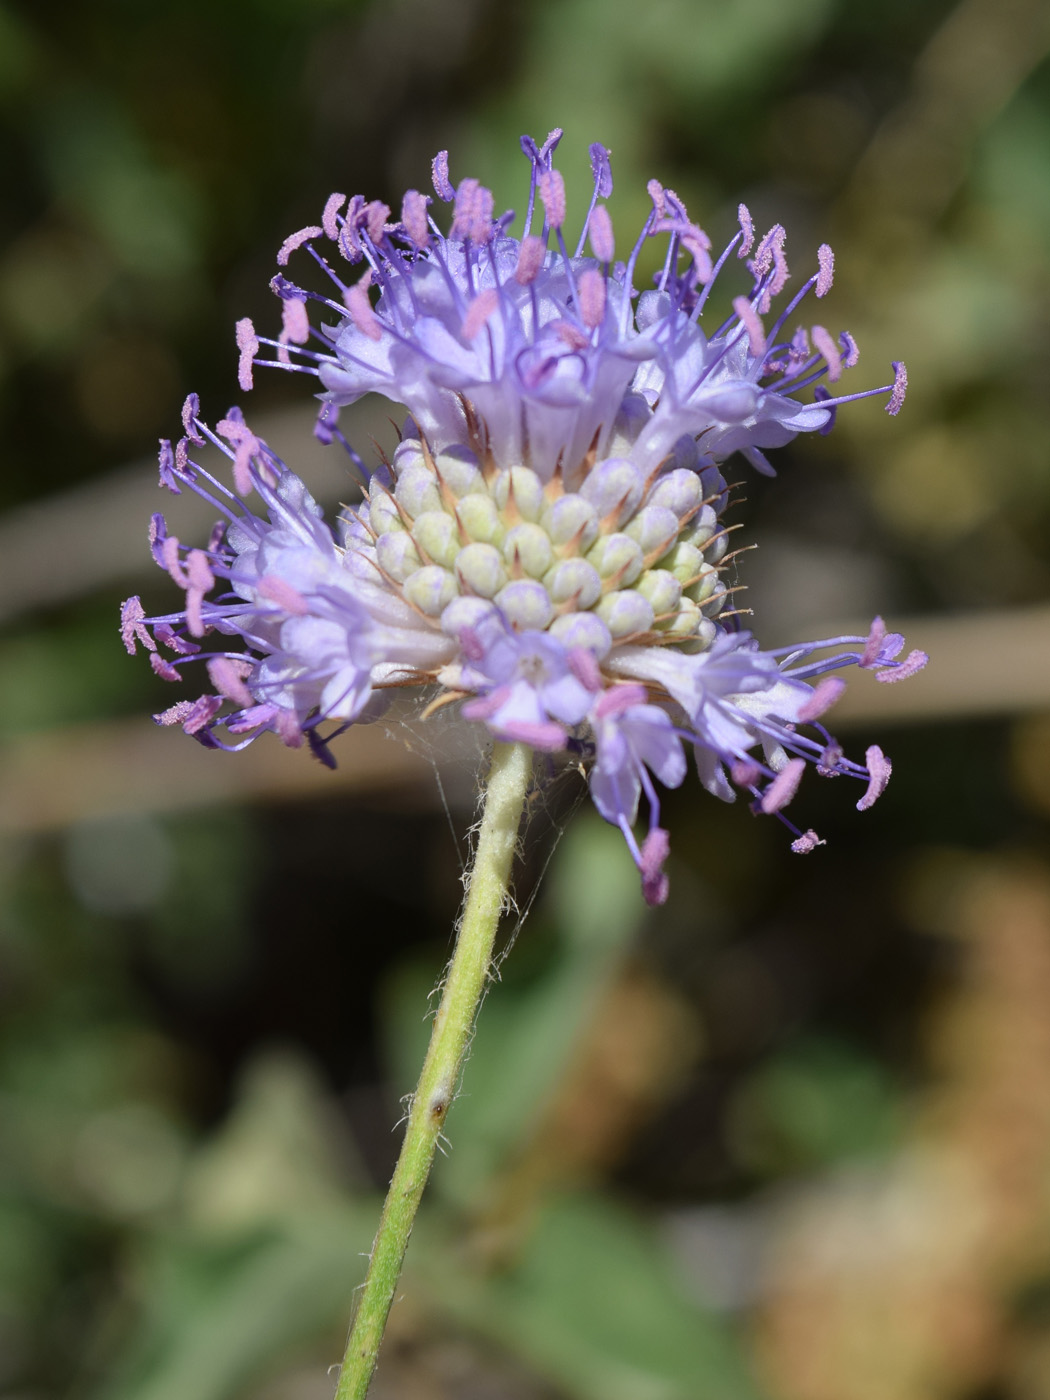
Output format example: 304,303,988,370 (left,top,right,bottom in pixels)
588,205,615,262
538,169,566,229
277,225,323,266
760,757,806,813
235,318,259,391
811,325,842,382
401,190,430,249
345,277,382,341
322,193,346,241
732,296,766,357
514,235,546,285
577,268,606,329
886,361,908,416
281,298,310,346
462,289,500,341
816,244,834,298
737,204,754,257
